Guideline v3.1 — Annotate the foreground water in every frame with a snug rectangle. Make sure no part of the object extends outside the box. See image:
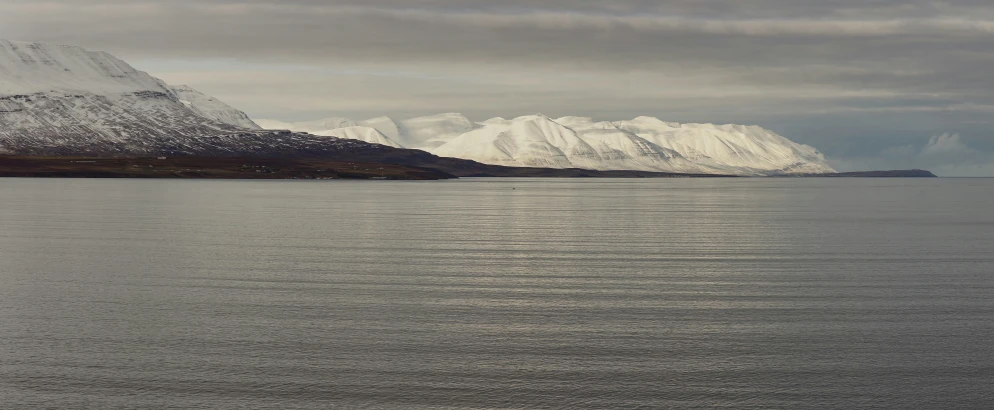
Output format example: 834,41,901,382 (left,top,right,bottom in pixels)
1,178,992,409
